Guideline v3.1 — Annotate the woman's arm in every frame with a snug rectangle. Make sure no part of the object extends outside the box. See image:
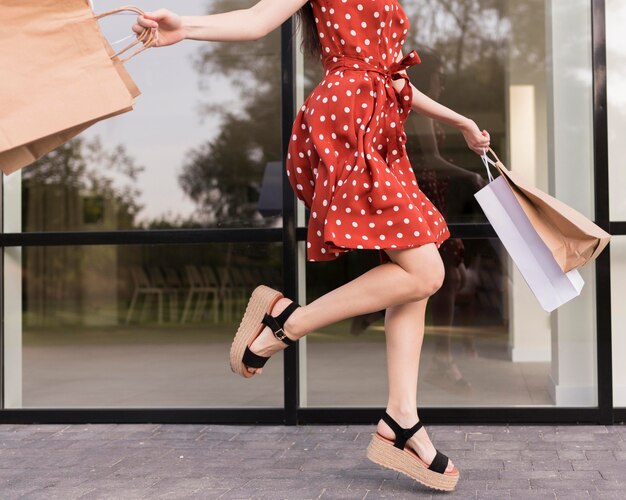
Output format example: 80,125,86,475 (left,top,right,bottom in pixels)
391,50,490,155
183,0,310,42
408,82,468,129
133,0,309,46
412,113,485,187
408,82,489,156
